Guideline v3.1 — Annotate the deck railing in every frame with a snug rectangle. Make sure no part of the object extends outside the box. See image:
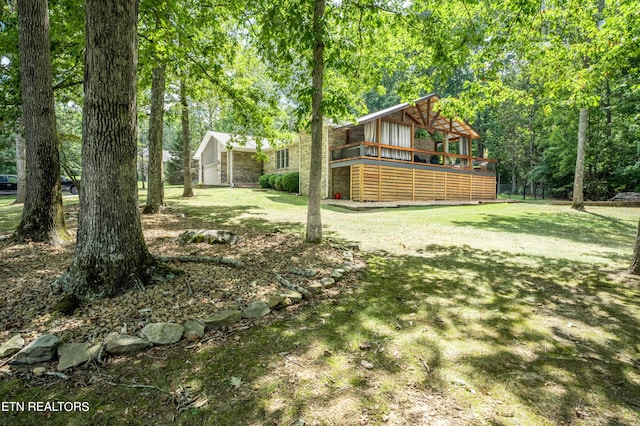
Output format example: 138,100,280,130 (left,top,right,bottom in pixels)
330,141,496,173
